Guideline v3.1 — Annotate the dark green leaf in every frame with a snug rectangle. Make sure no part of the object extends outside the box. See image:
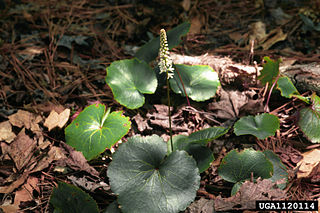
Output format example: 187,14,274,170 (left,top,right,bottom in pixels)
263,150,288,189
218,148,273,195
108,135,200,213
234,113,280,139
258,57,280,85
50,182,99,213
106,58,157,109
298,94,320,143
65,104,131,160
135,22,190,63
218,148,273,183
